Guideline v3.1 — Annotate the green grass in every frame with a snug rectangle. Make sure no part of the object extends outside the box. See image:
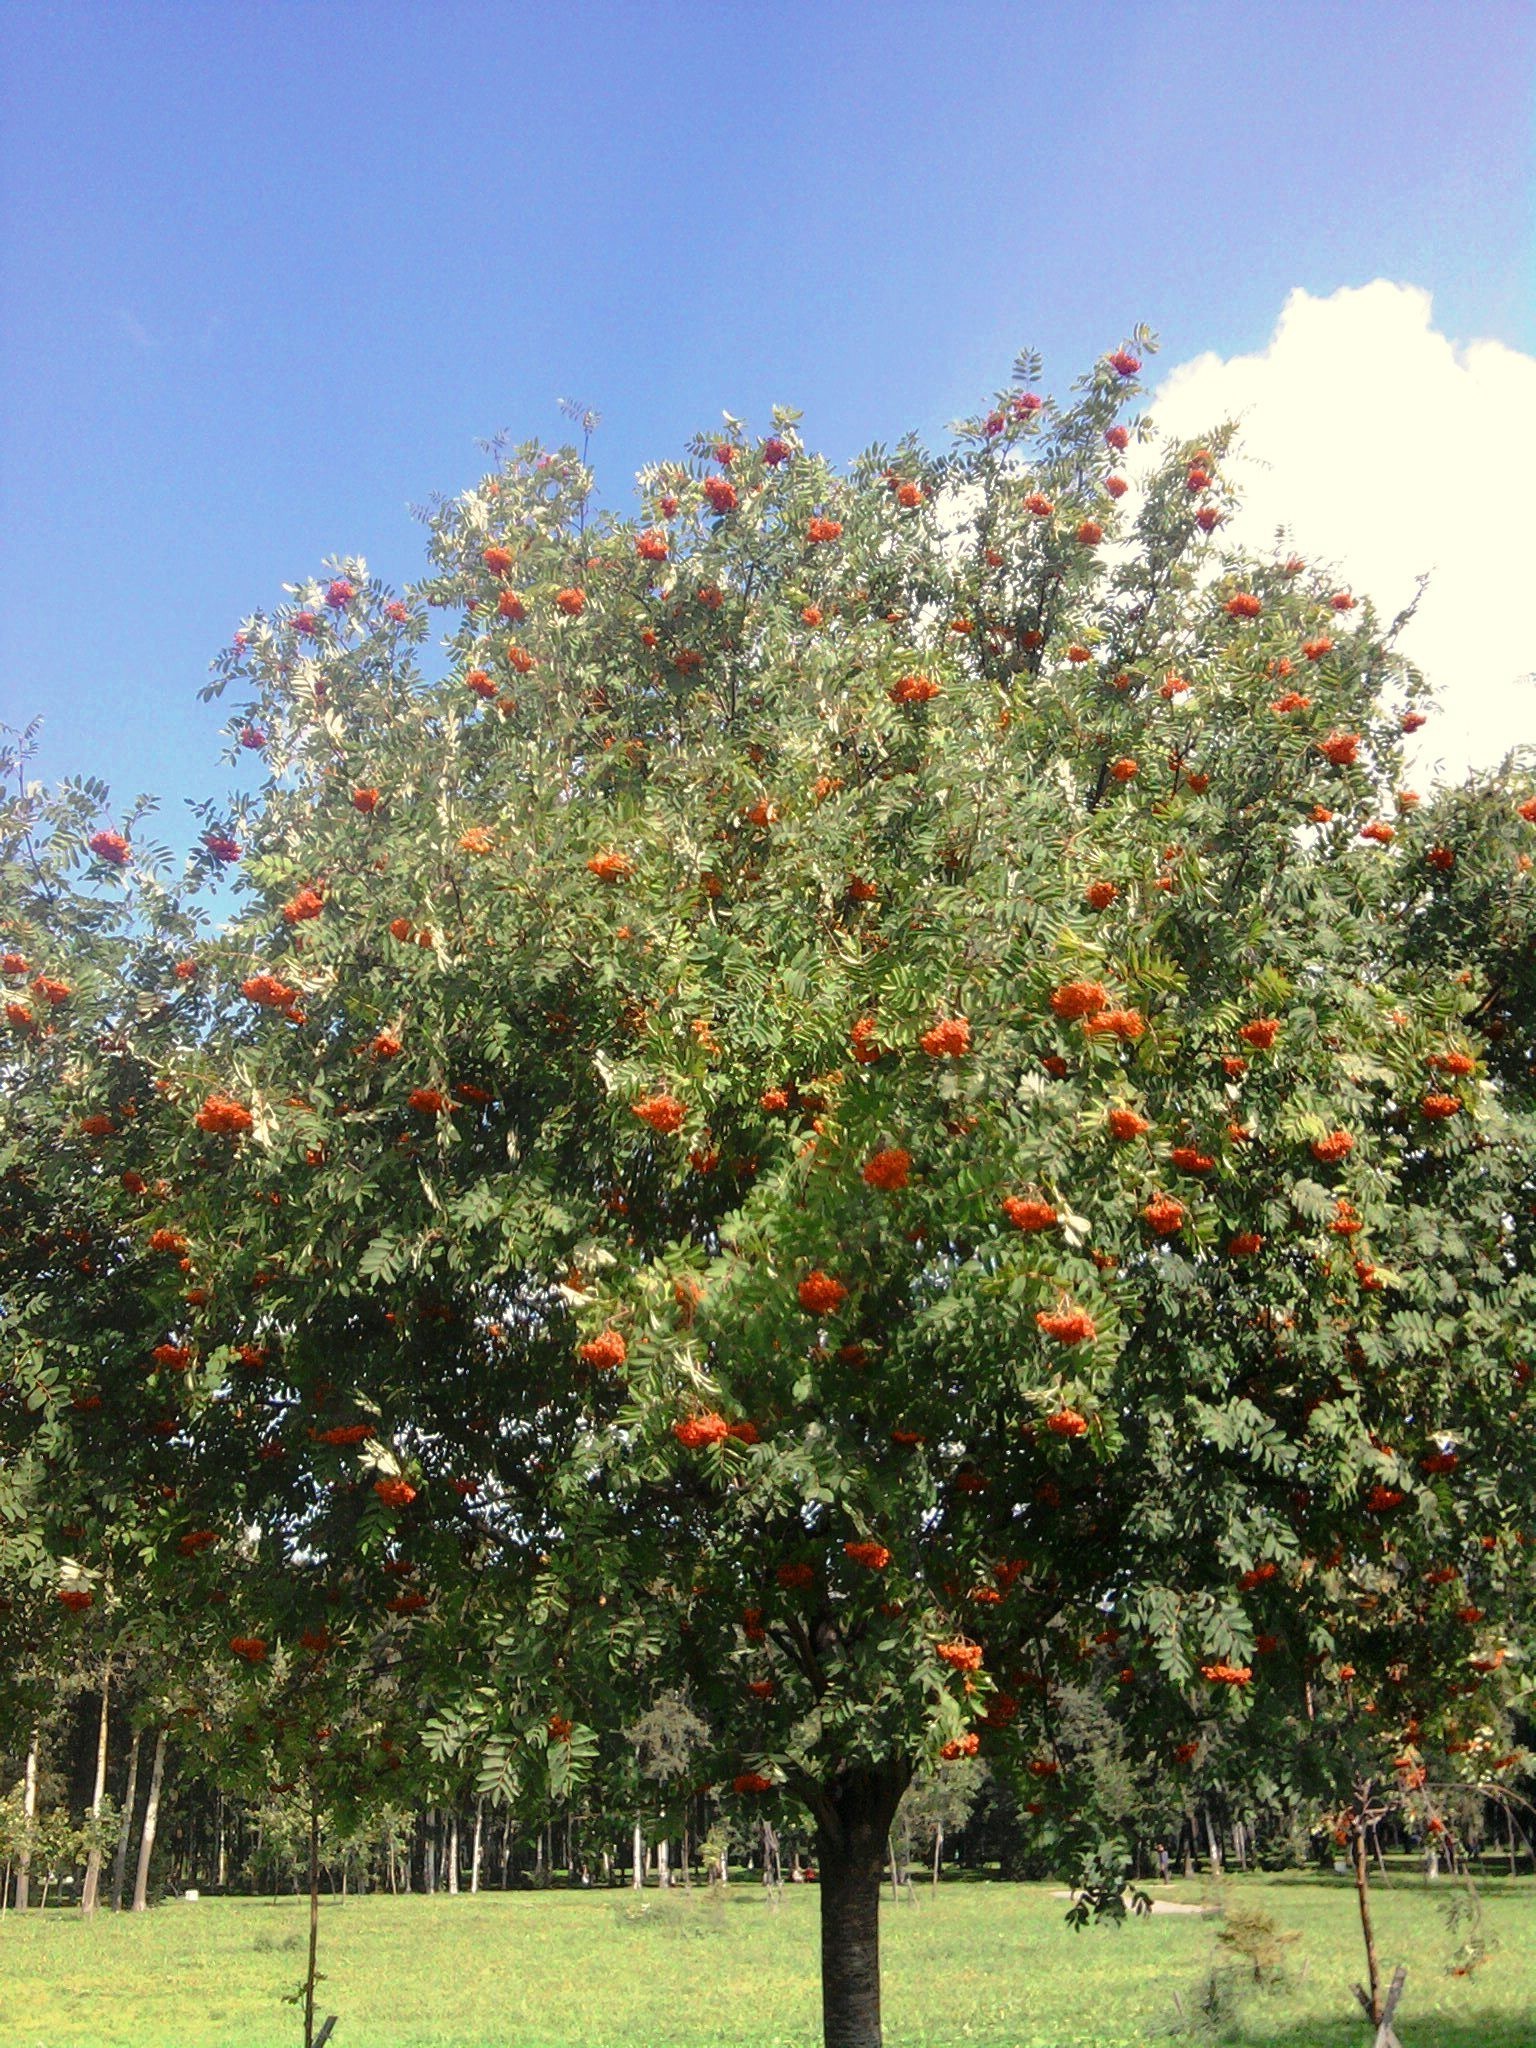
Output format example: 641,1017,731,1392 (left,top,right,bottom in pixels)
0,1873,1532,2048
